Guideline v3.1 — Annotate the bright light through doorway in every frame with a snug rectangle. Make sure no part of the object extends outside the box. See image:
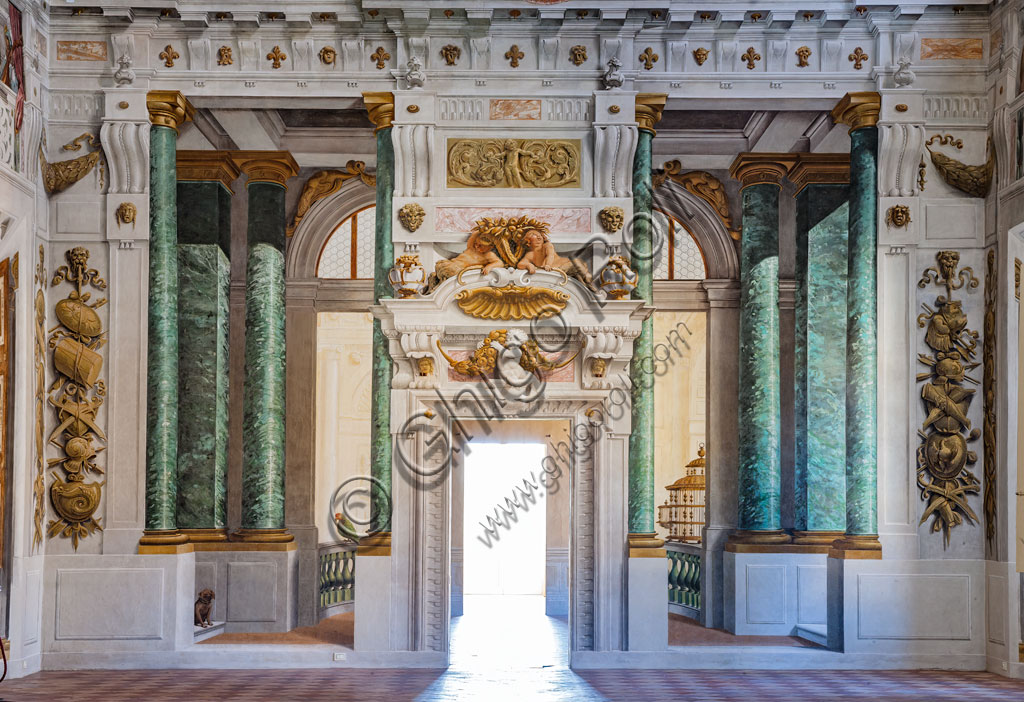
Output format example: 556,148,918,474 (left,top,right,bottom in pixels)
463,443,548,596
